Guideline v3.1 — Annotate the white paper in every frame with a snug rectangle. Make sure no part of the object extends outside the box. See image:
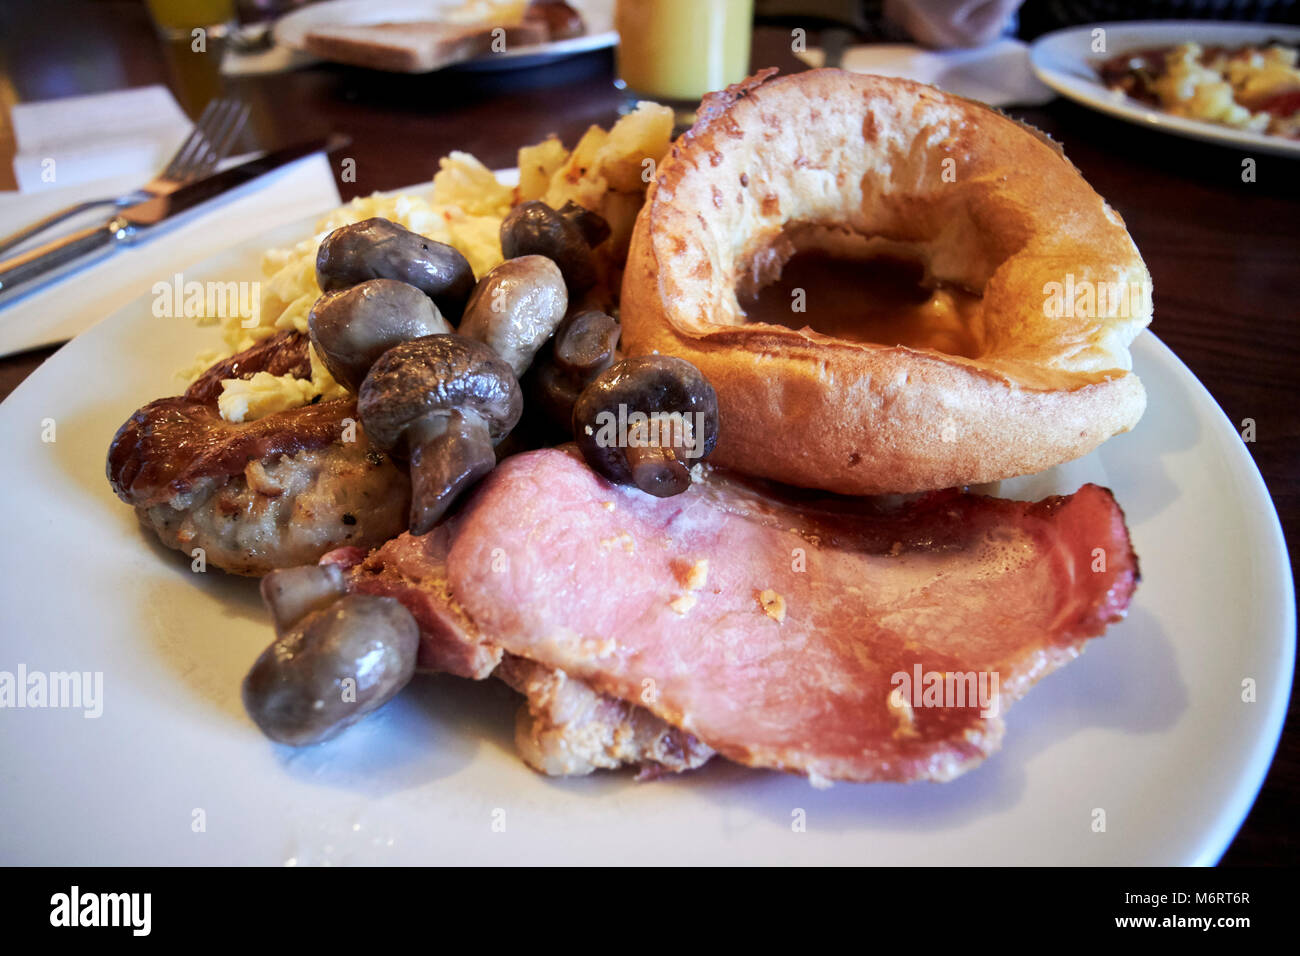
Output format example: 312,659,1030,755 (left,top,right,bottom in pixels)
10,86,195,193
